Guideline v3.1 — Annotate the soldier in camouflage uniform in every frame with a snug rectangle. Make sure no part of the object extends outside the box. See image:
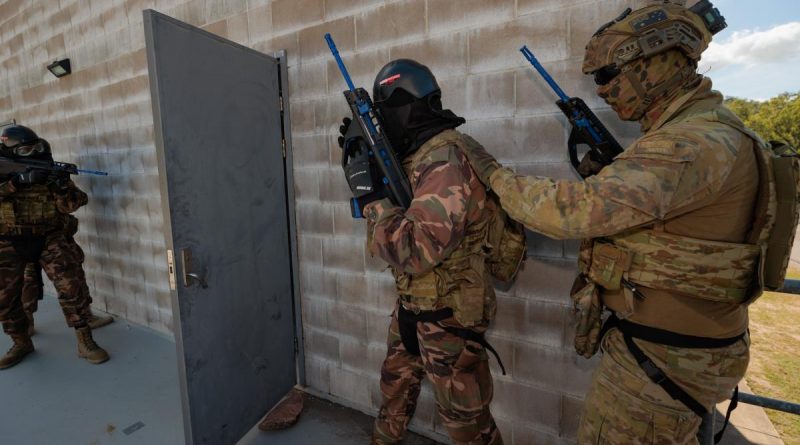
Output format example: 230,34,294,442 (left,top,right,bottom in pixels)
21,213,114,336
339,60,503,444
0,125,109,369
458,3,780,444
